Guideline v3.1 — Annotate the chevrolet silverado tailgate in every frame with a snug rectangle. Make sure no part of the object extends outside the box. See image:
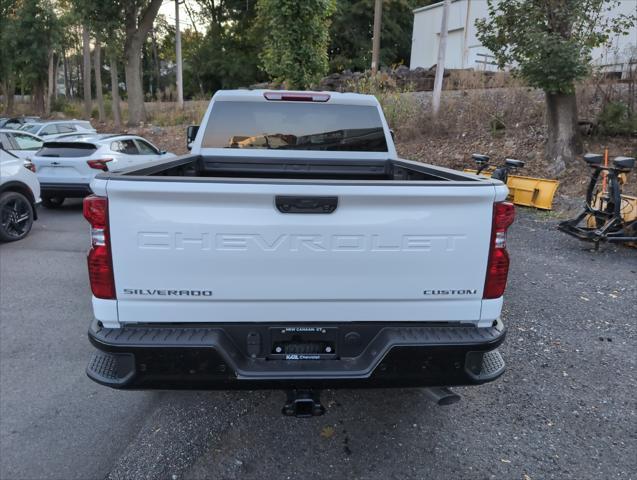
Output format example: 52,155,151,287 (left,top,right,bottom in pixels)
106,179,496,324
